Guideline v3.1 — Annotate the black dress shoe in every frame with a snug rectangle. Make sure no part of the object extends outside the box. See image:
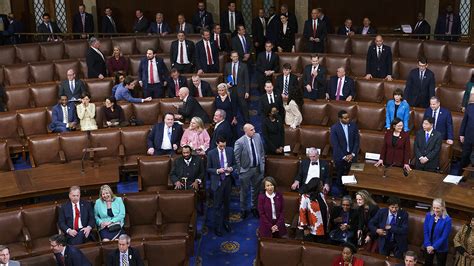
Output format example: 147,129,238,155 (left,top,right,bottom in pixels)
251,208,259,218
224,223,232,232
241,210,248,219
214,229,223,237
